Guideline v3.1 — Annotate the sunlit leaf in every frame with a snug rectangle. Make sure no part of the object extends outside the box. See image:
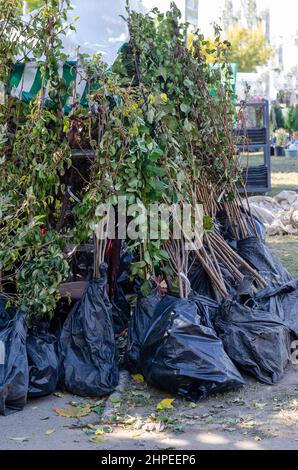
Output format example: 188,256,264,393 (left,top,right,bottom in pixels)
88,436,108,444
156,398,175,411
132,374,144,383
